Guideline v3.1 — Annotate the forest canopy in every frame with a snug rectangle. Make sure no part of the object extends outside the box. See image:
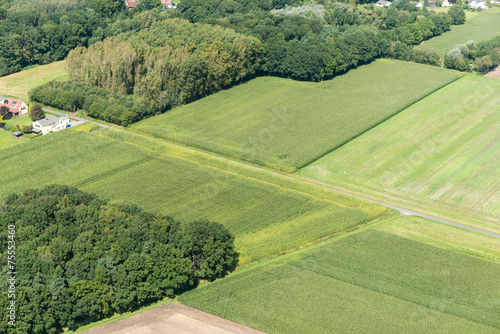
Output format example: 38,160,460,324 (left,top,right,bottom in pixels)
0,185,238,334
